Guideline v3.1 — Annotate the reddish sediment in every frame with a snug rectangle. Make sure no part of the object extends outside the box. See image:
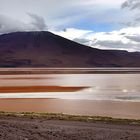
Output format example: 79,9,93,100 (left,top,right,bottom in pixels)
0,86,87,93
